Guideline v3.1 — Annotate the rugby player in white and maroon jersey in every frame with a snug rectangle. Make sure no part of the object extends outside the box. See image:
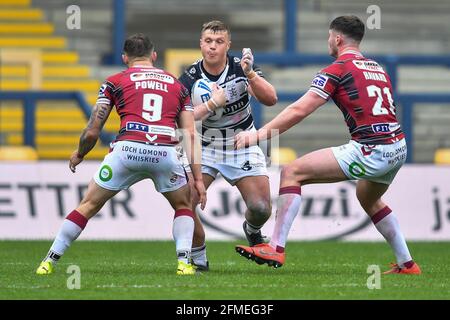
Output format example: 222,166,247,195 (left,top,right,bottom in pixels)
235,16,421,275
36,34,206,276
